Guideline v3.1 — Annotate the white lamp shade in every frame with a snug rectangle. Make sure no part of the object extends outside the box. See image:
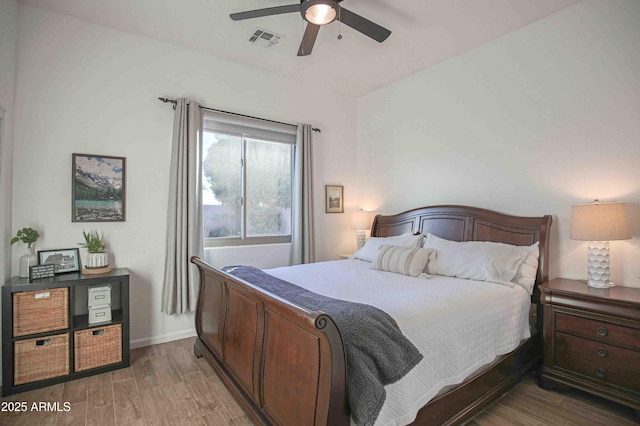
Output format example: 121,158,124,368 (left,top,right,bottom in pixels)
570,201,631,241
351,210,374,231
